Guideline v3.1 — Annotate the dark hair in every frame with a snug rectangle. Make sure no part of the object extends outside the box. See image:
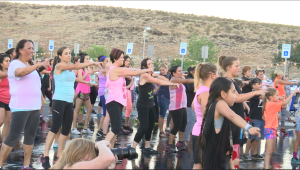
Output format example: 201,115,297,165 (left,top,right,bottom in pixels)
73,56,80,64
218,56,238,71
250,78,262,86
0,53,11,71
51,47,68,75
14,39,34,65
141,58,151,69
169,65,180,79
198,77,233,160
255,69,264,76
49,59,53,65
109,48,124,63
122,55,130,67
194,63,217,91
234,79,244,88
262,88,278,115
97,55,107,62
79,52,89,63
242,66,251,76
5,48,15,55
